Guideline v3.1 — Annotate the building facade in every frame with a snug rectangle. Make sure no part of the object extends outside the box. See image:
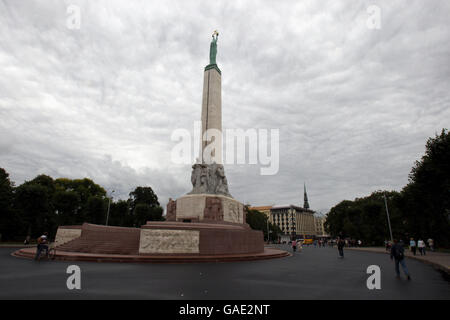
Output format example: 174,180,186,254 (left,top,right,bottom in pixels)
271,205,316,238
249,184,326,239
314,215,328,237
